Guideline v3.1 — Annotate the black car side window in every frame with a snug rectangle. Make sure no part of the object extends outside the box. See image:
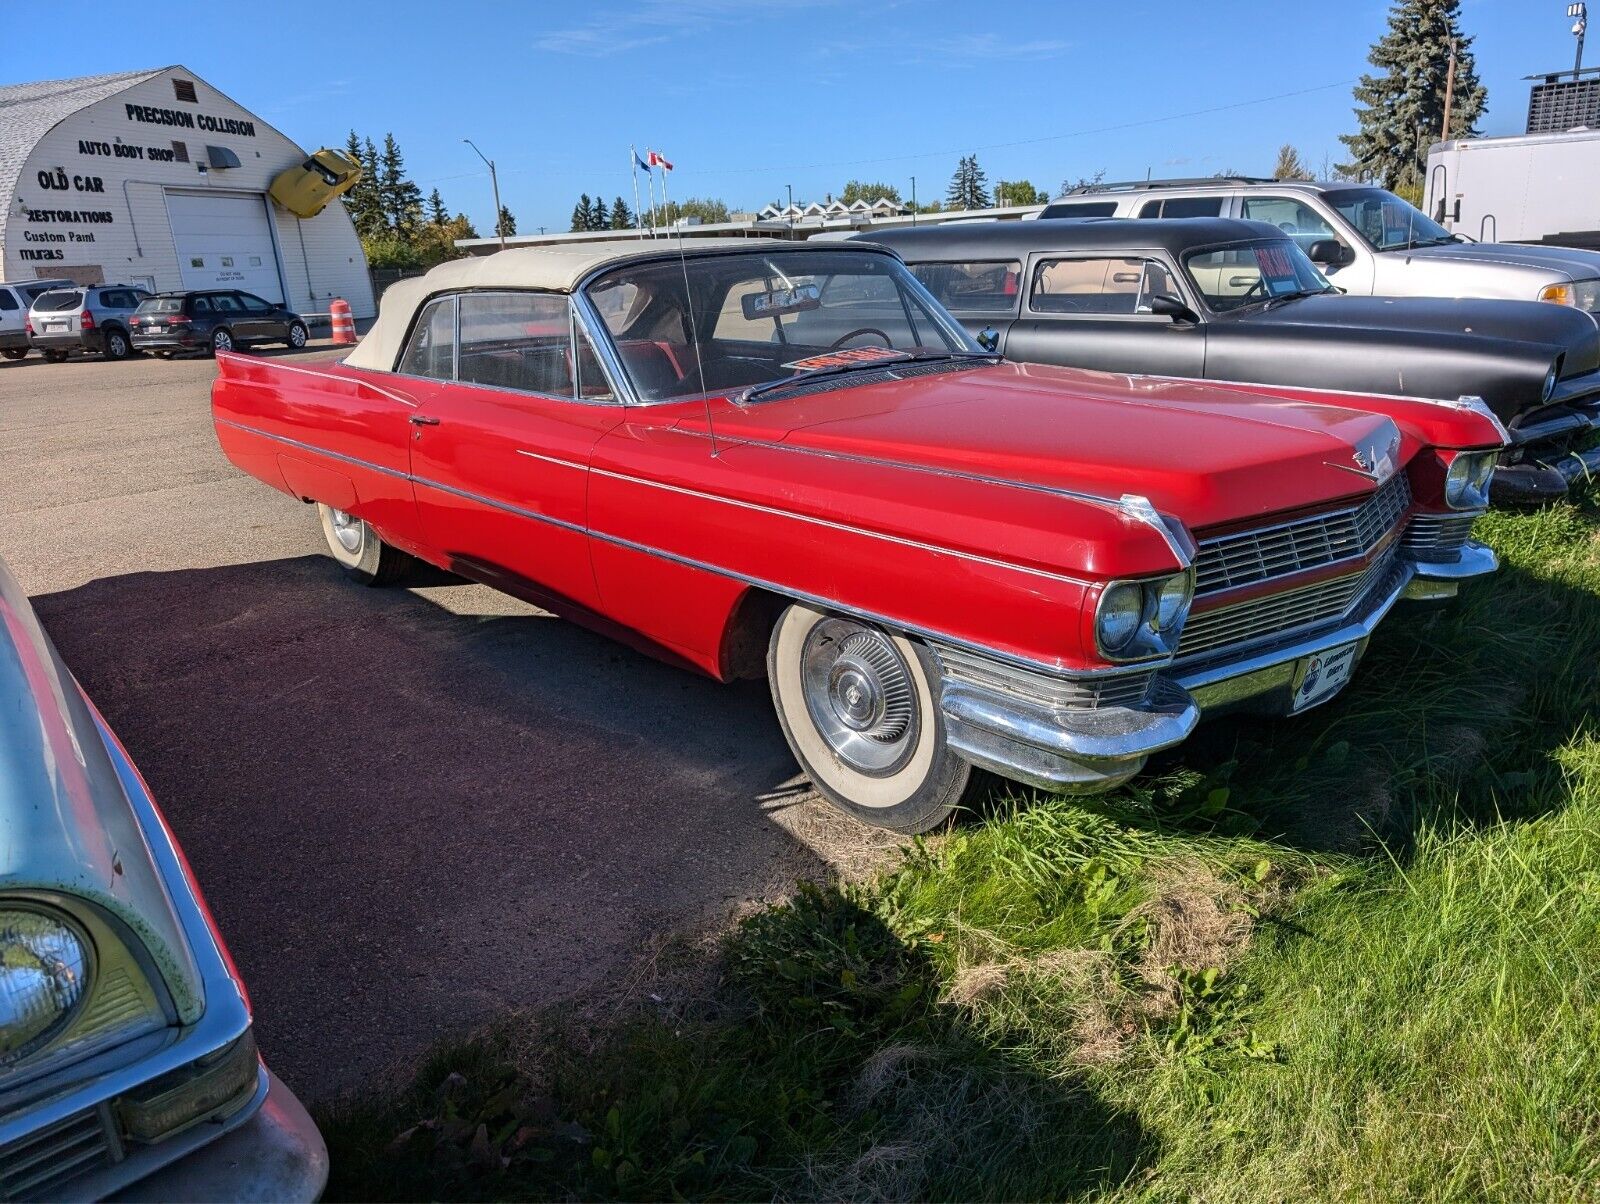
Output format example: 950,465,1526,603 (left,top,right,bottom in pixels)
1030,257,1177,316
191,296,213,314
237,293,272,313
0,290,16,312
